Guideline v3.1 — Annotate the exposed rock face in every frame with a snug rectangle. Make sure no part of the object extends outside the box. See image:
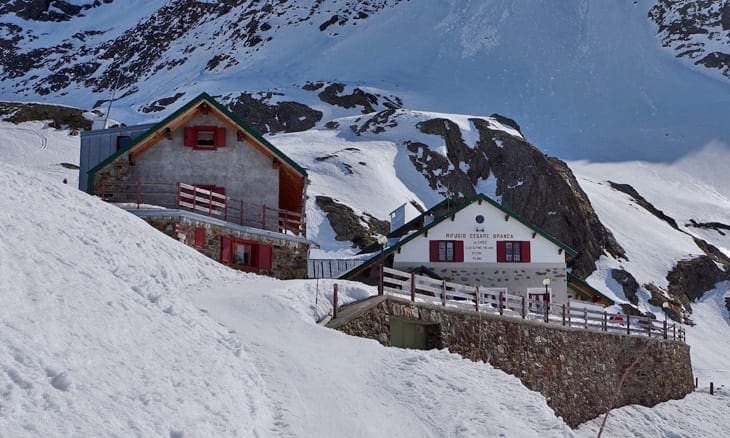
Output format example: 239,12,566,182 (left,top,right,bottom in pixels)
644,283,687,323
226,92,322,134
608,181,679,230
649,0,730,79
407,116,625,277
687,219,730,236
667,255,730,302
0,101,91,130
611,269,640,305
316,83,403,114
315,196,389,250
